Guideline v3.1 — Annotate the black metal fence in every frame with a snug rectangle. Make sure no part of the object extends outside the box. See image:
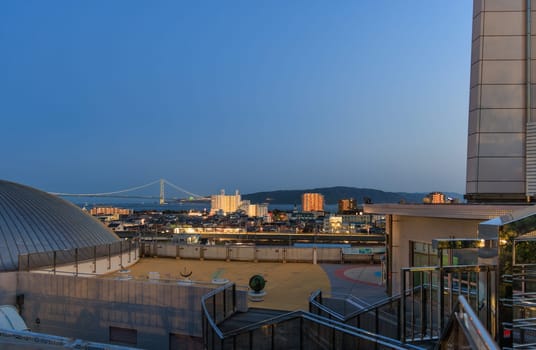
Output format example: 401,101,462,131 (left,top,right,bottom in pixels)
18,240,139,274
